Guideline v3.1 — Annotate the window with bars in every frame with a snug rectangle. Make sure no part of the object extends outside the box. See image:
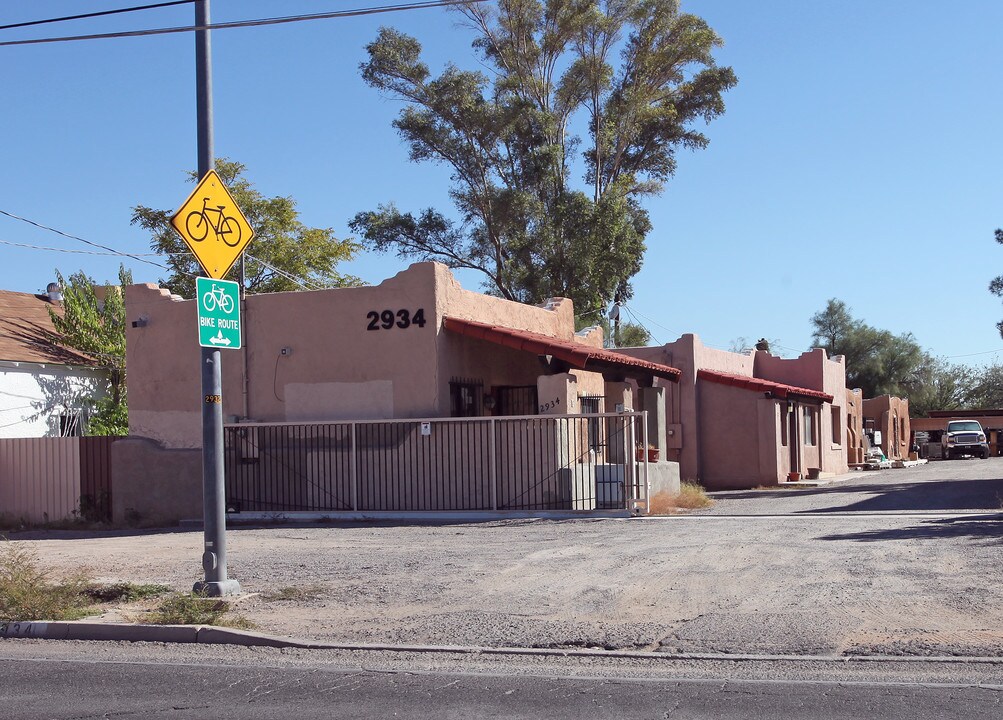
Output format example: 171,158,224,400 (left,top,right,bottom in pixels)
579,394,604,454
449,378,483,417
